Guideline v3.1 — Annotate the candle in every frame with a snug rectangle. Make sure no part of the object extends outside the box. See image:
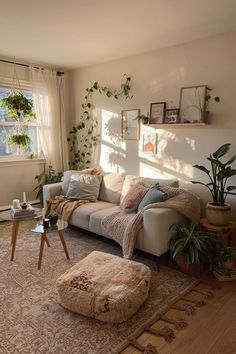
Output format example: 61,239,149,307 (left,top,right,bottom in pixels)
42,208,45,219
23,192,26,203
13,199,20,209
